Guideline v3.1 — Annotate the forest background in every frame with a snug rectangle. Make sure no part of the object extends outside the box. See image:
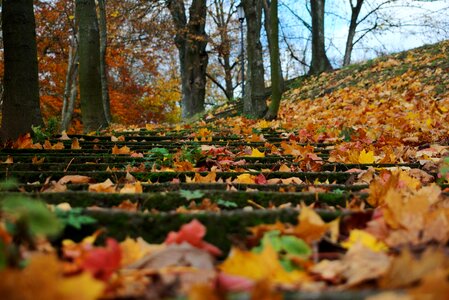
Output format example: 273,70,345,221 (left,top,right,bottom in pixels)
0,0,448,134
